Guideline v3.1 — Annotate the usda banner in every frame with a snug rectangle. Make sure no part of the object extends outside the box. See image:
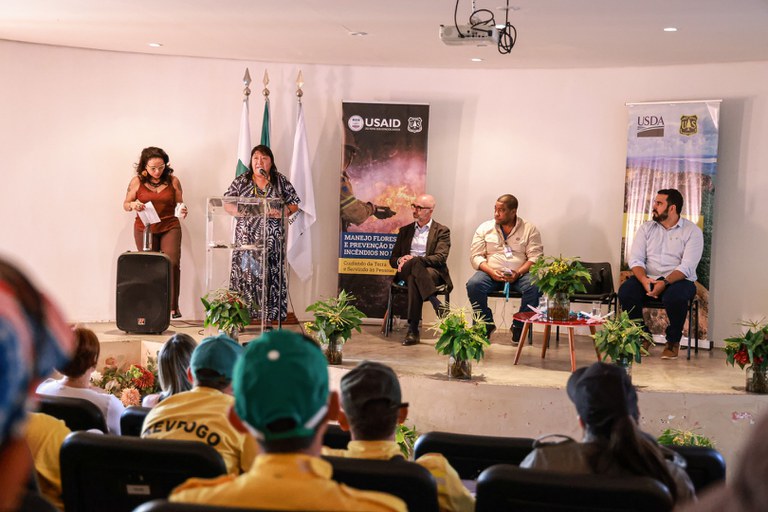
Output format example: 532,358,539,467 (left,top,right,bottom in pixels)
339,102,430,318
621,100,721,343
